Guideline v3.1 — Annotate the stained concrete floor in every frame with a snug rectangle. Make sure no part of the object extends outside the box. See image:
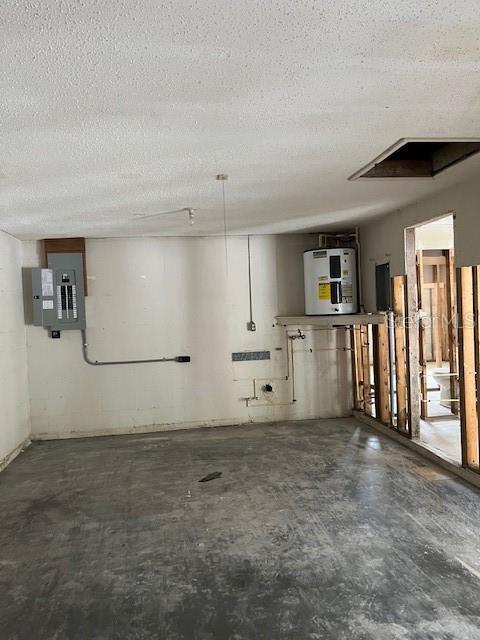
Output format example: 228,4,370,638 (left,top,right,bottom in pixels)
2,419,480,640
